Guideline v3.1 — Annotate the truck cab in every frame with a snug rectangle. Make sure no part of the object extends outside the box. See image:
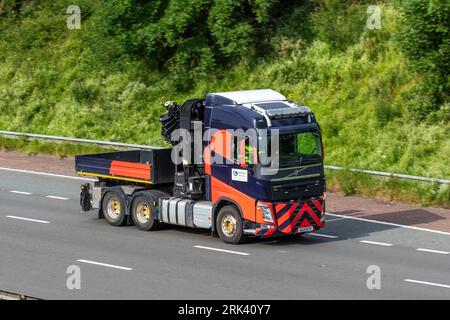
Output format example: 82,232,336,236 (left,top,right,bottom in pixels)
76,89,326,244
